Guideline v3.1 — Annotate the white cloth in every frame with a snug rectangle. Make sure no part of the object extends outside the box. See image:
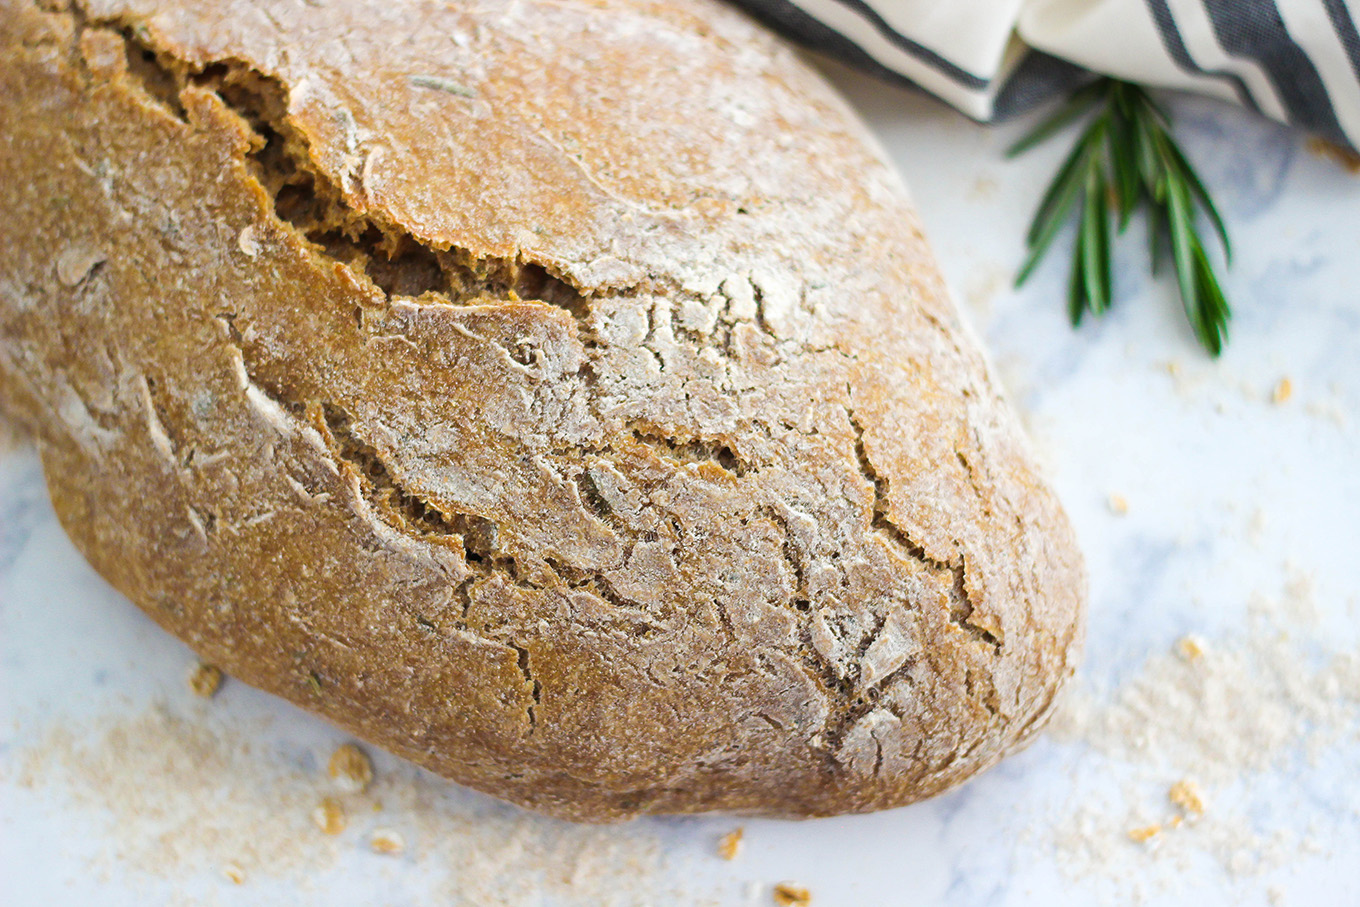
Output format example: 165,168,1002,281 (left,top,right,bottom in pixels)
735,0,1360,148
